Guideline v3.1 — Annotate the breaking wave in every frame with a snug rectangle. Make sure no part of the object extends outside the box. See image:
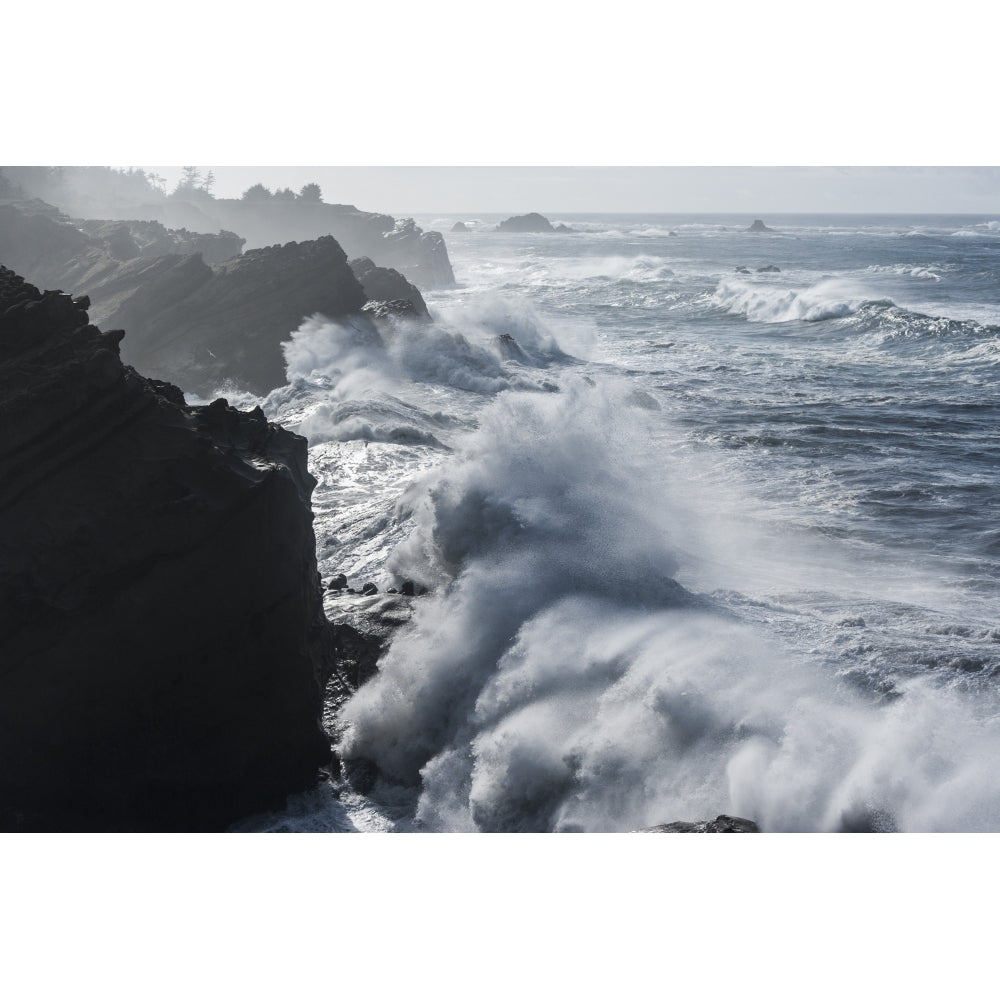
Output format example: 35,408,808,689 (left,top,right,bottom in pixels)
334,379,1000,831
